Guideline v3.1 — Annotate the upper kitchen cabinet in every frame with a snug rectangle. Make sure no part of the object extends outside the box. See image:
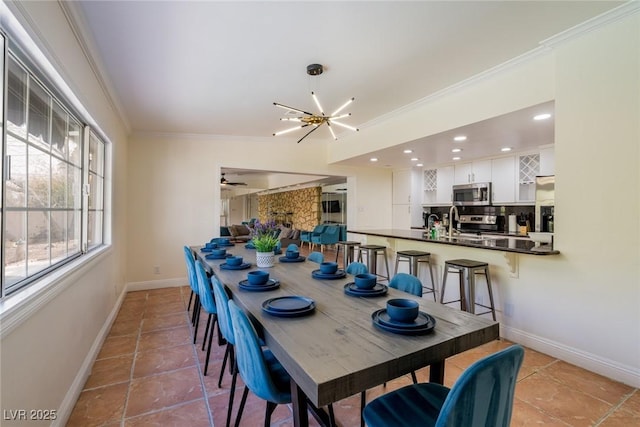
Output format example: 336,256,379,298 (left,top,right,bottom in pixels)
453,159,492,185
436,166,455,205
392,170,412,204
491,156,516,203
539,145,555,176
516,153,540,203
